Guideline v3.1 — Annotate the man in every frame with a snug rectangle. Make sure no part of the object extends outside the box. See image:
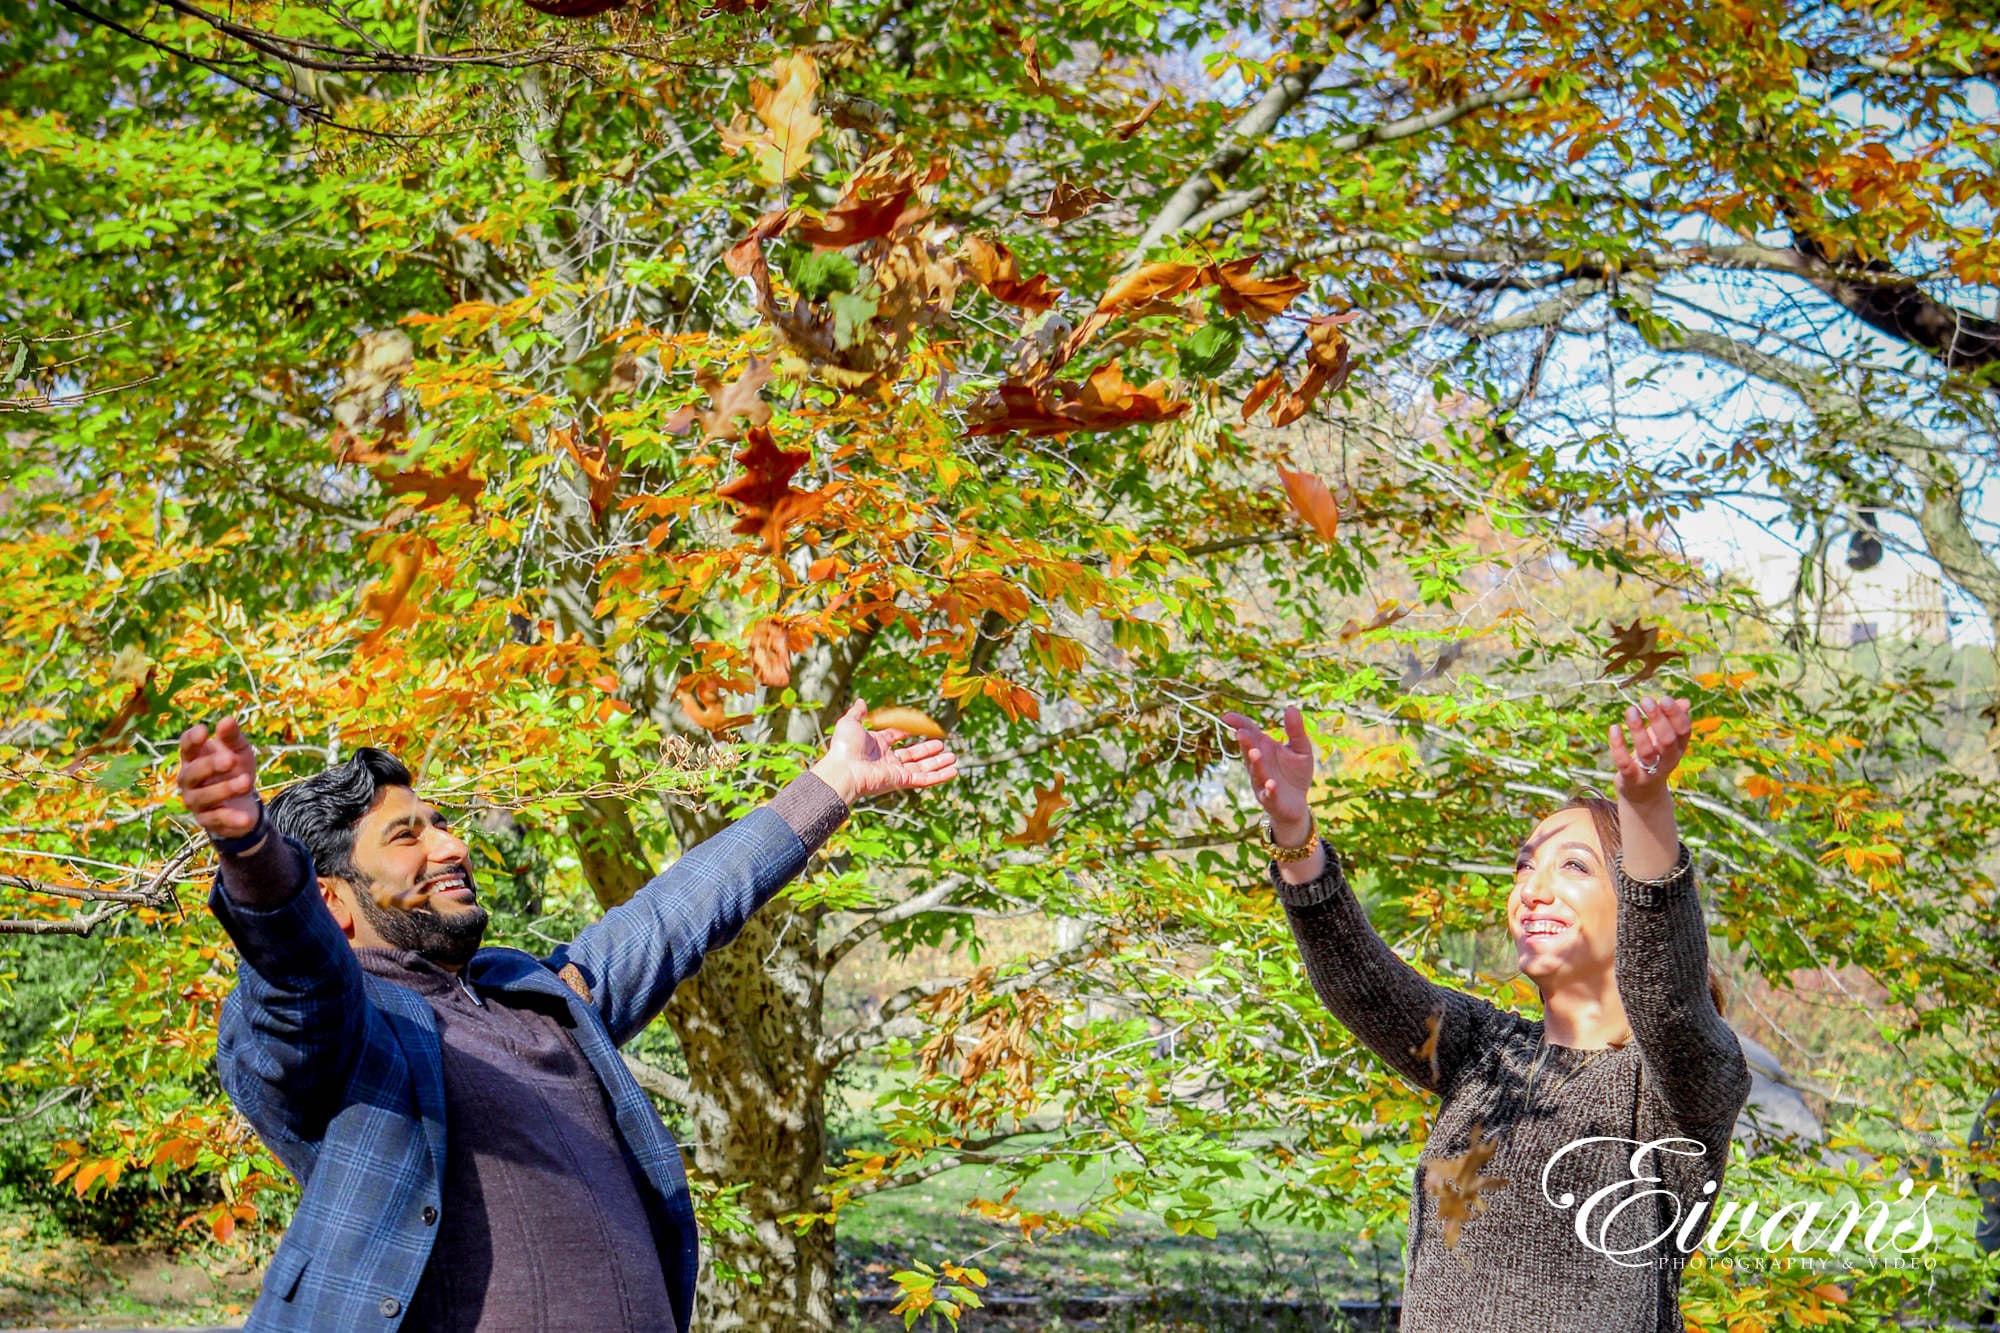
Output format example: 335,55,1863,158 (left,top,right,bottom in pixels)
176,701,958,1331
